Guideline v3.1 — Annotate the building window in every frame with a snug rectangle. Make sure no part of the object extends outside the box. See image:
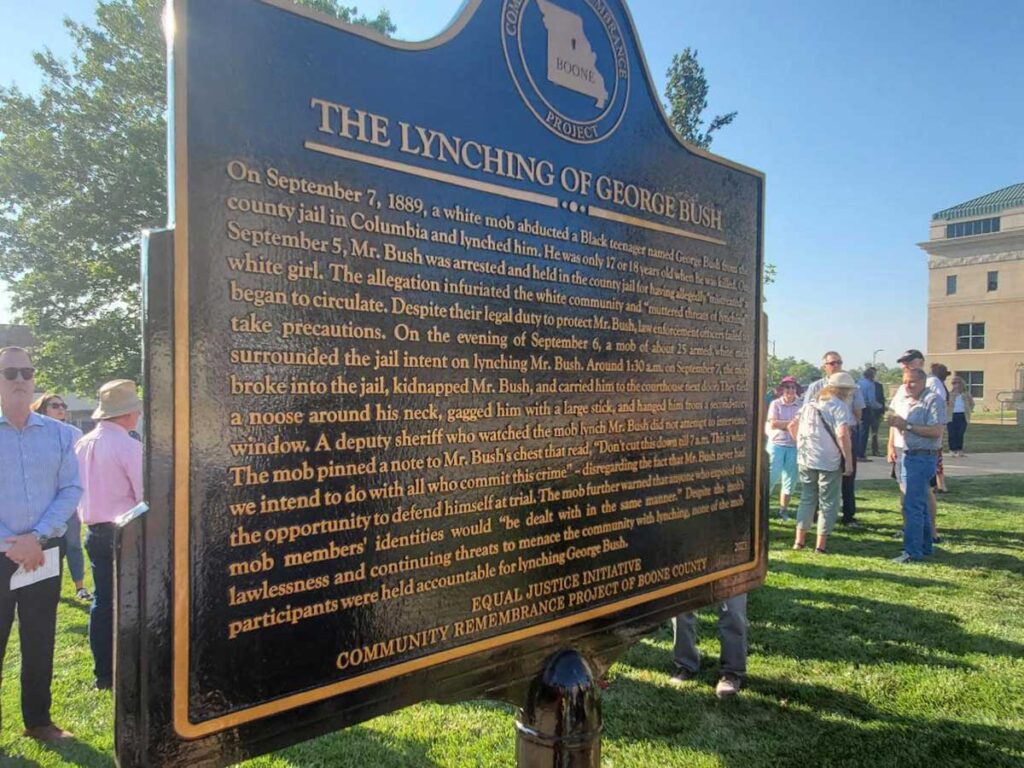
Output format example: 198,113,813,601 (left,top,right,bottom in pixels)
956,322,985,350
956,371,984,399
946,275,957,295
987,271,999,291
945,217,1000,239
